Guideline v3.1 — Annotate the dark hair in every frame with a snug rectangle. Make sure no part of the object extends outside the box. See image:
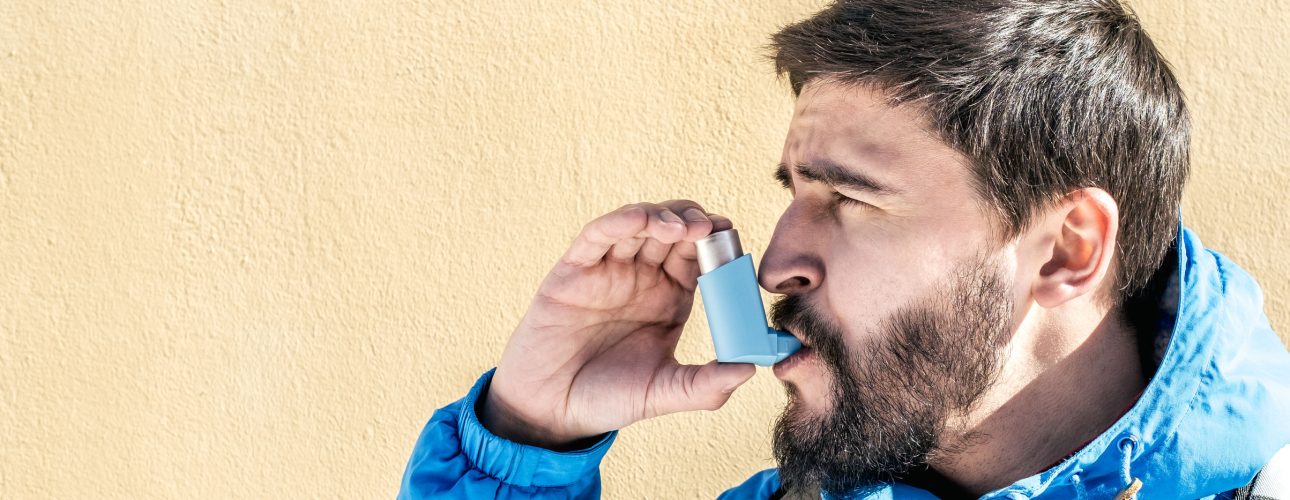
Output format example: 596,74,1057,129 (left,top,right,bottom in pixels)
770,0,1189,304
